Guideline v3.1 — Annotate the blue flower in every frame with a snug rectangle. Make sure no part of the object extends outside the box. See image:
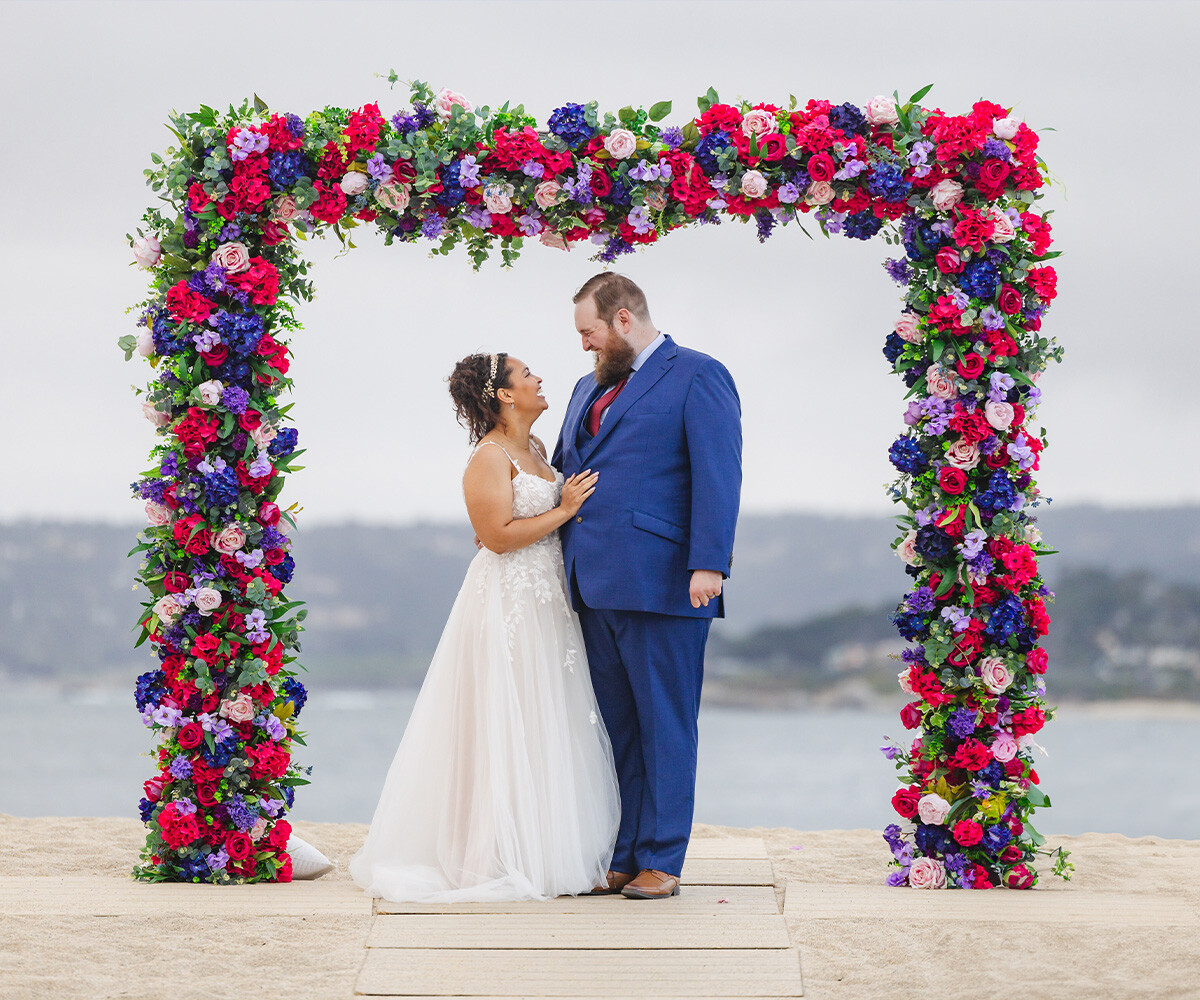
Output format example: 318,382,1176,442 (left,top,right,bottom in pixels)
268,150,313,189
979,760,1005,786
138,797,155,823
915,823,952,856
842,210,883,241
959,259,1000,300
434,160,466,207
981,823,1012,855
888,436,927,474
283,677,308,717
977,471,1020,515
134,669,164,713
203,467,241,509
755,210,775,243
271,553,295,584
891,609,927,641
985,594,1026,643
867,163,911,203
694,132,732,174
828,102,867,136
547,103,595,147
268,428,299,458
915,526,955,563
882,332,905,365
